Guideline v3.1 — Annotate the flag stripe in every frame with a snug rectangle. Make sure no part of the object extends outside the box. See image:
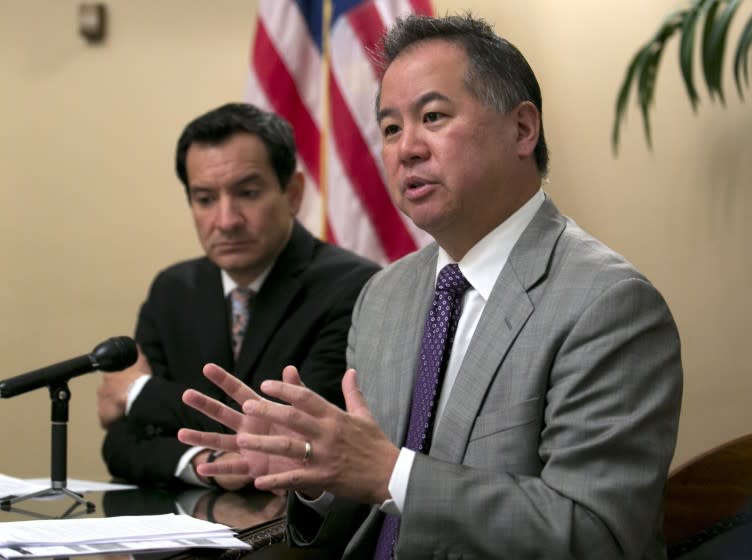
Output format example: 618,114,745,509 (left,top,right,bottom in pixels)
248,0,433,264
329,74,418,260
346,3,387,75
408,0,433,15
252,21,321,186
